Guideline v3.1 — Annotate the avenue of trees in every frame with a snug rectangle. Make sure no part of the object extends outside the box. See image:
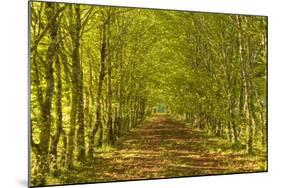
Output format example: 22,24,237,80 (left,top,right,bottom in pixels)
30,2,267,186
